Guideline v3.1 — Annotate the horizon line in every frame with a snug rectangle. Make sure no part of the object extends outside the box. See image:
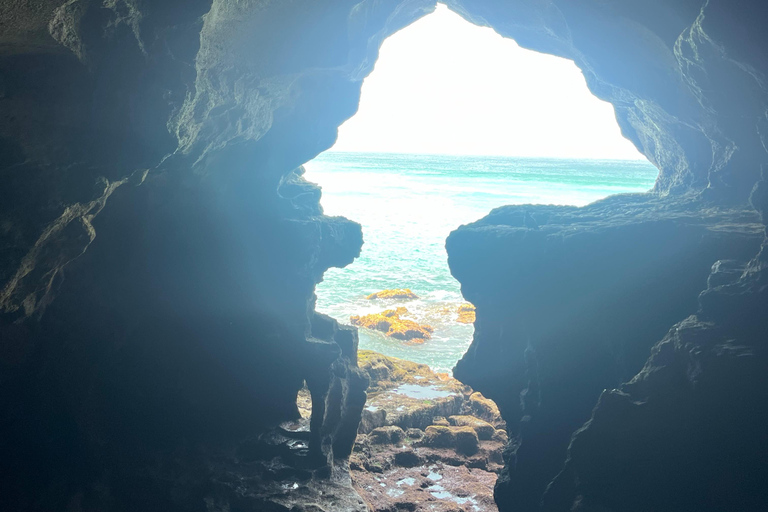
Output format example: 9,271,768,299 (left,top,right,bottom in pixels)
319,148,653,163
